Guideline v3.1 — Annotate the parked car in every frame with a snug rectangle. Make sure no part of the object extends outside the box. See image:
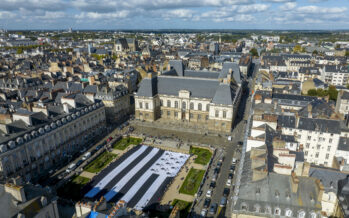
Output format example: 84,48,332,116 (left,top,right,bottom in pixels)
107,136,113,143
82,152,91,161
80,147,86,153
210,181,216,189
198,190,203,197
228,173,233,179
214,167,220,174
209,203,218,215
95,145,103,151
76,160,83,167
66,163,77,173
220,197,227,207
230,165,235,172
212,174,217,181
226,179,232,187
223,188,230,197
206,189,212,198
200,209,207,217
203,198,211,208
